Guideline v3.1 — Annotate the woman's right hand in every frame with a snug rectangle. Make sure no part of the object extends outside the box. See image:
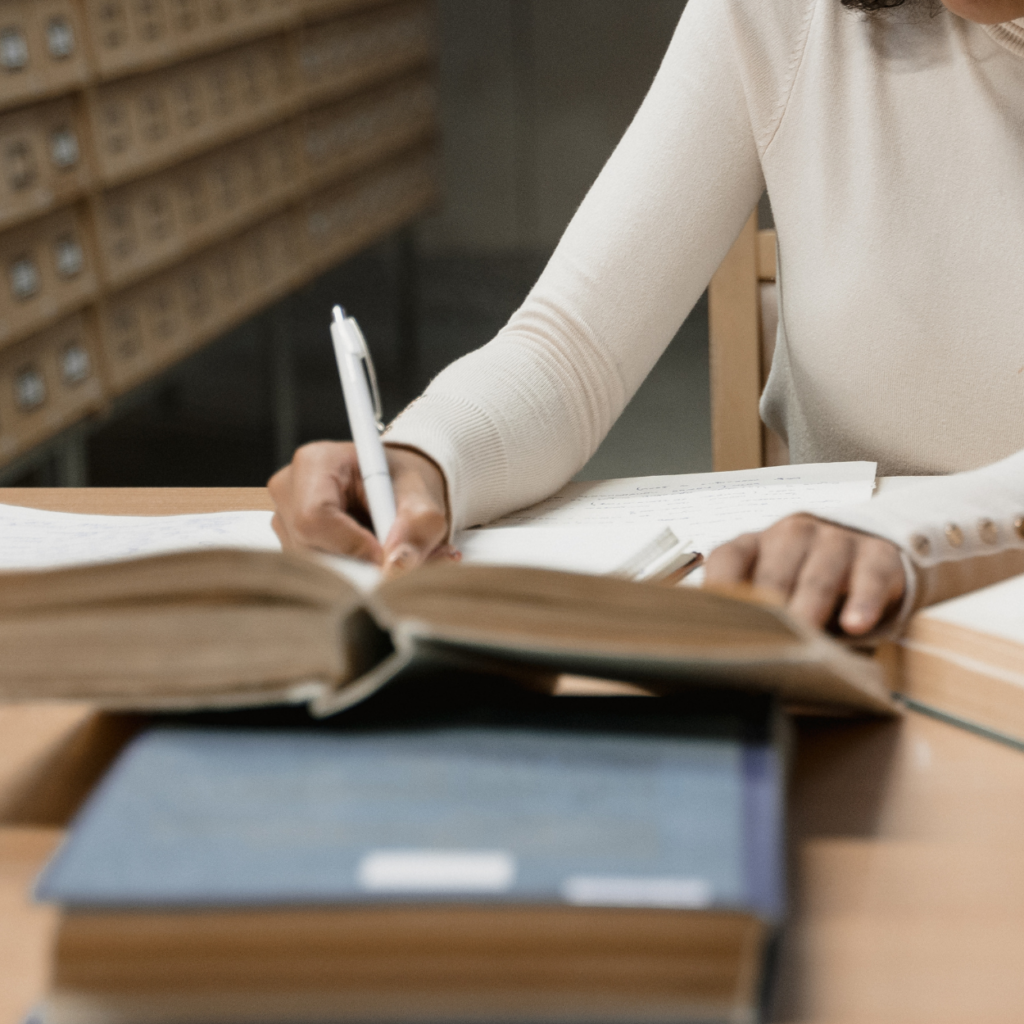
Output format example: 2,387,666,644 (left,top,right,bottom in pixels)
268,441,454,577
